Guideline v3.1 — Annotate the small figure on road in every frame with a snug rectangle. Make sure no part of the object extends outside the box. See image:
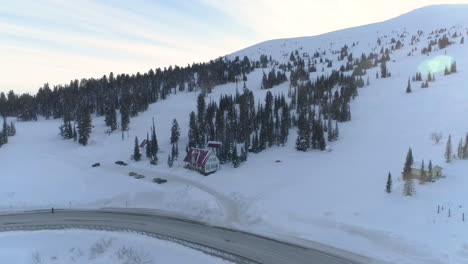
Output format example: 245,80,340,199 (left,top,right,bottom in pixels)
51,207,54,214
